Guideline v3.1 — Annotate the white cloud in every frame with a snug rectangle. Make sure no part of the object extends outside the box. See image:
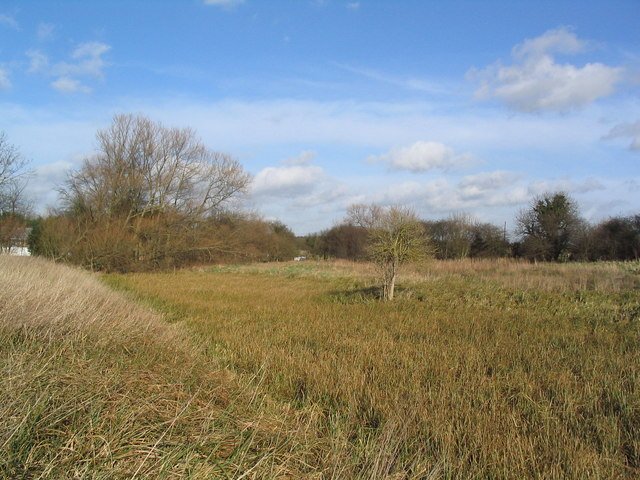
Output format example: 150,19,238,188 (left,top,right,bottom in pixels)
335,63,449,94
282,150,316,166
53,41,111,79
604,120,640,151
471,27,622,112
252,164,324,196
513,27,586,59
26,50,49,74
459,171,520,198
2,97,638,233
203,0,245,7
36,22,55,41
26,41,110,93
0,14,18,30
51,76,91,94
368,141,473,173
0,68,11,89
346,2,360,10
368,174,609,226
